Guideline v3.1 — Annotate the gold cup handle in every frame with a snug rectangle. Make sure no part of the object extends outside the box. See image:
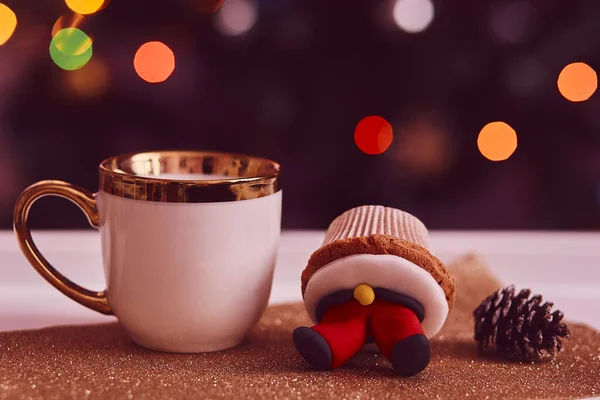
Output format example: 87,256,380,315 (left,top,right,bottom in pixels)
13,180,112,315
